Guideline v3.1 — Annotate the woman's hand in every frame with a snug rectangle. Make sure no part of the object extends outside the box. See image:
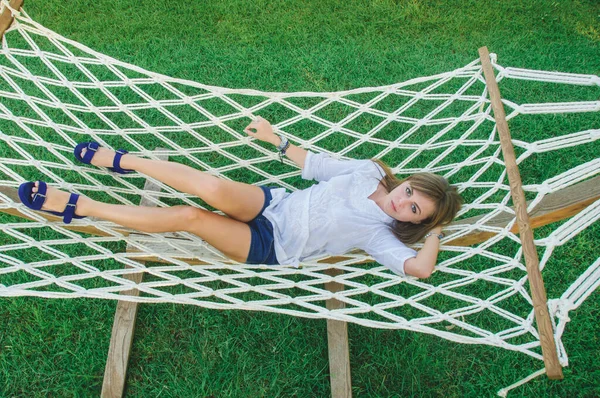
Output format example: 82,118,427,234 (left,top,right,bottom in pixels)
244,116,281,146
403,225,444,279
245,116,308,169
